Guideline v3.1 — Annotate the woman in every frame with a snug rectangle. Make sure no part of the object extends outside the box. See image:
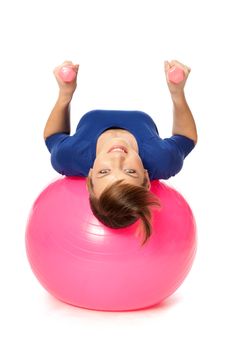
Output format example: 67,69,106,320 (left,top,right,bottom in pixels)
44,60,197,244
